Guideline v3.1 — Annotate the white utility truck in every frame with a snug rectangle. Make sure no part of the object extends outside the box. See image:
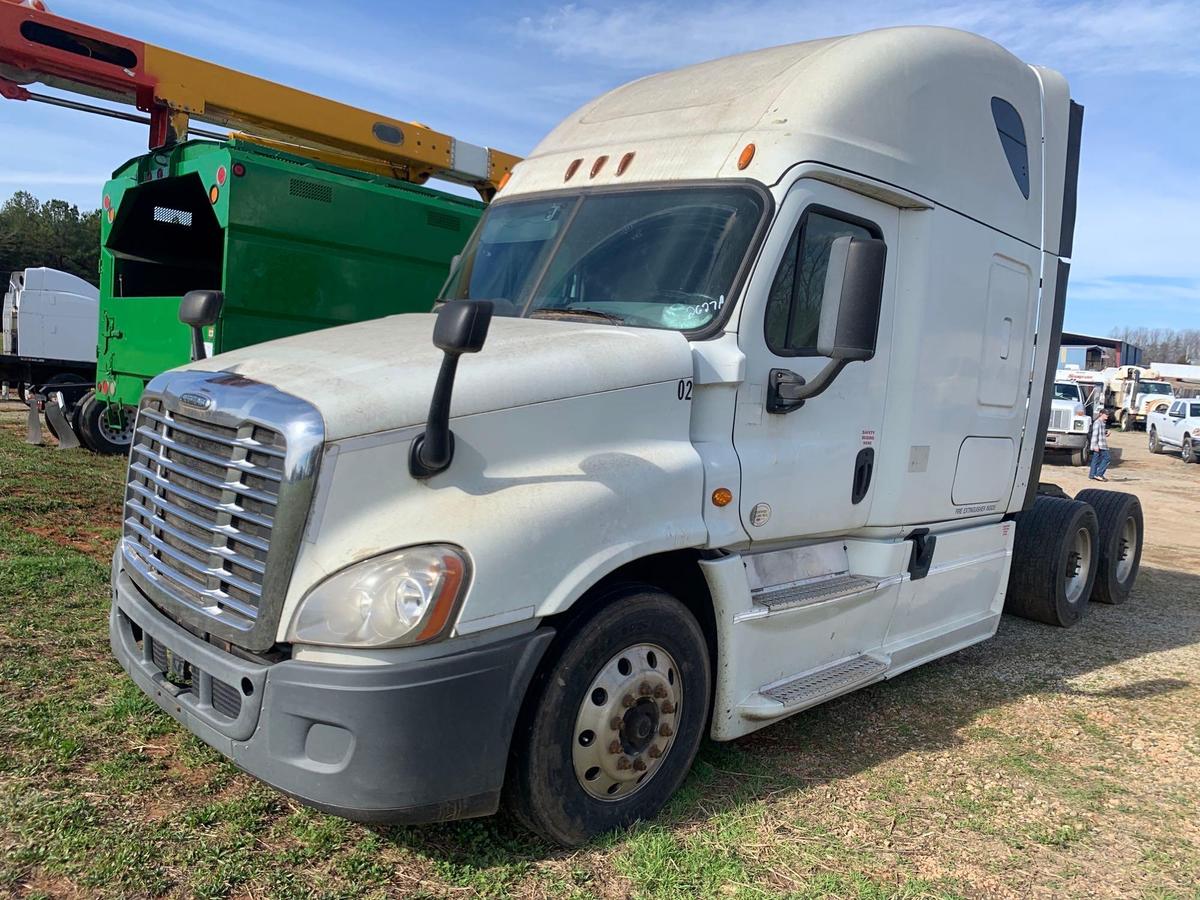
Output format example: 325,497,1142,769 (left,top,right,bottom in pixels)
110,28,1144,845
1105,365,1173,431
1,266,98,403
1043,380,1093,465
1148,398,1200,463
